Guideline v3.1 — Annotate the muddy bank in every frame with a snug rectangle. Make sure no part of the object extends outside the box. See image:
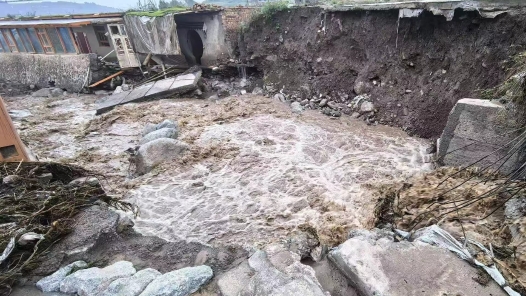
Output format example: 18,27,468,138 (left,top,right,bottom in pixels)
238,7,526,138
